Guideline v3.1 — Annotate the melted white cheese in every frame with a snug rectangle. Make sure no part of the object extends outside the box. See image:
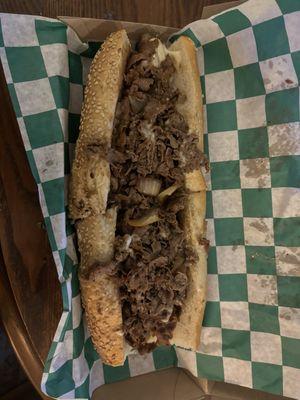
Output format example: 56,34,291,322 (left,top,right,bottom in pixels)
152,40,181,68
